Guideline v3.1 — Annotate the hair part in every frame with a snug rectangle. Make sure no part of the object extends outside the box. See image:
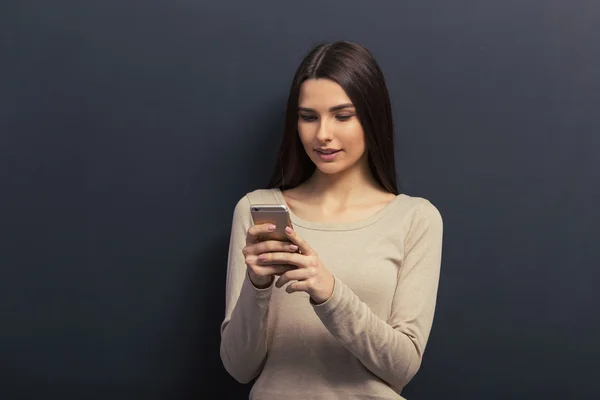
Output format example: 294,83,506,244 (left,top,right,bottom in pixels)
267,41,399,195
